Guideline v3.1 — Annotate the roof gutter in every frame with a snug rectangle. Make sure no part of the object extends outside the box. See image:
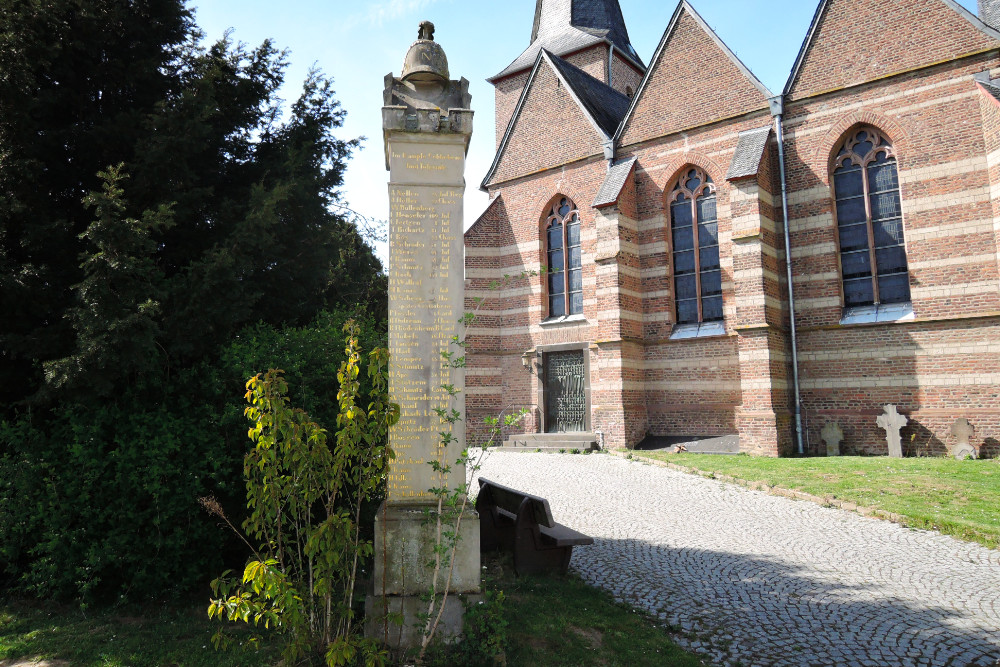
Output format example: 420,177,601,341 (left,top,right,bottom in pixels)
769,94,806,456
